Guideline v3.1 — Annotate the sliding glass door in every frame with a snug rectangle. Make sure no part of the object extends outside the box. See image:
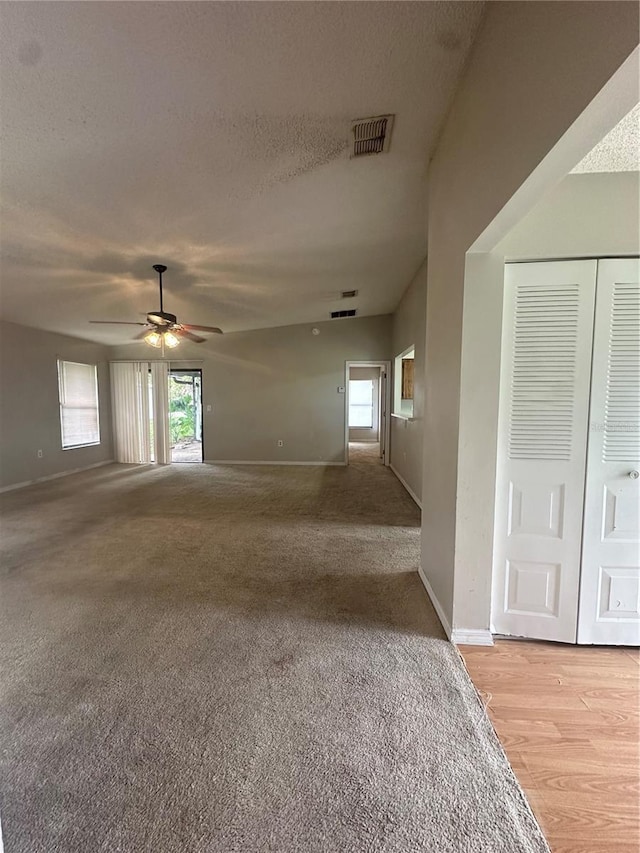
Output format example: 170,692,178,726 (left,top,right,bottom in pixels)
169,370,203,463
